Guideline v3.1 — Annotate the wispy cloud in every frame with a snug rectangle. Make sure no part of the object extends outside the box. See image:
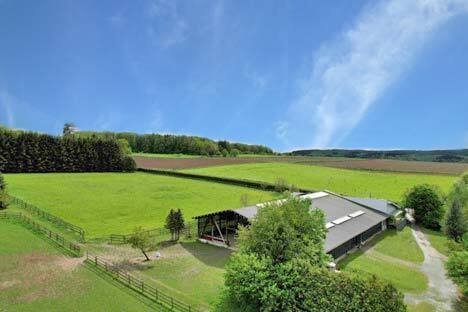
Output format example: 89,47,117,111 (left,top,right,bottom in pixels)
279,0,468,149
147,0,188,48
244,67,268,91
0,89,16,127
